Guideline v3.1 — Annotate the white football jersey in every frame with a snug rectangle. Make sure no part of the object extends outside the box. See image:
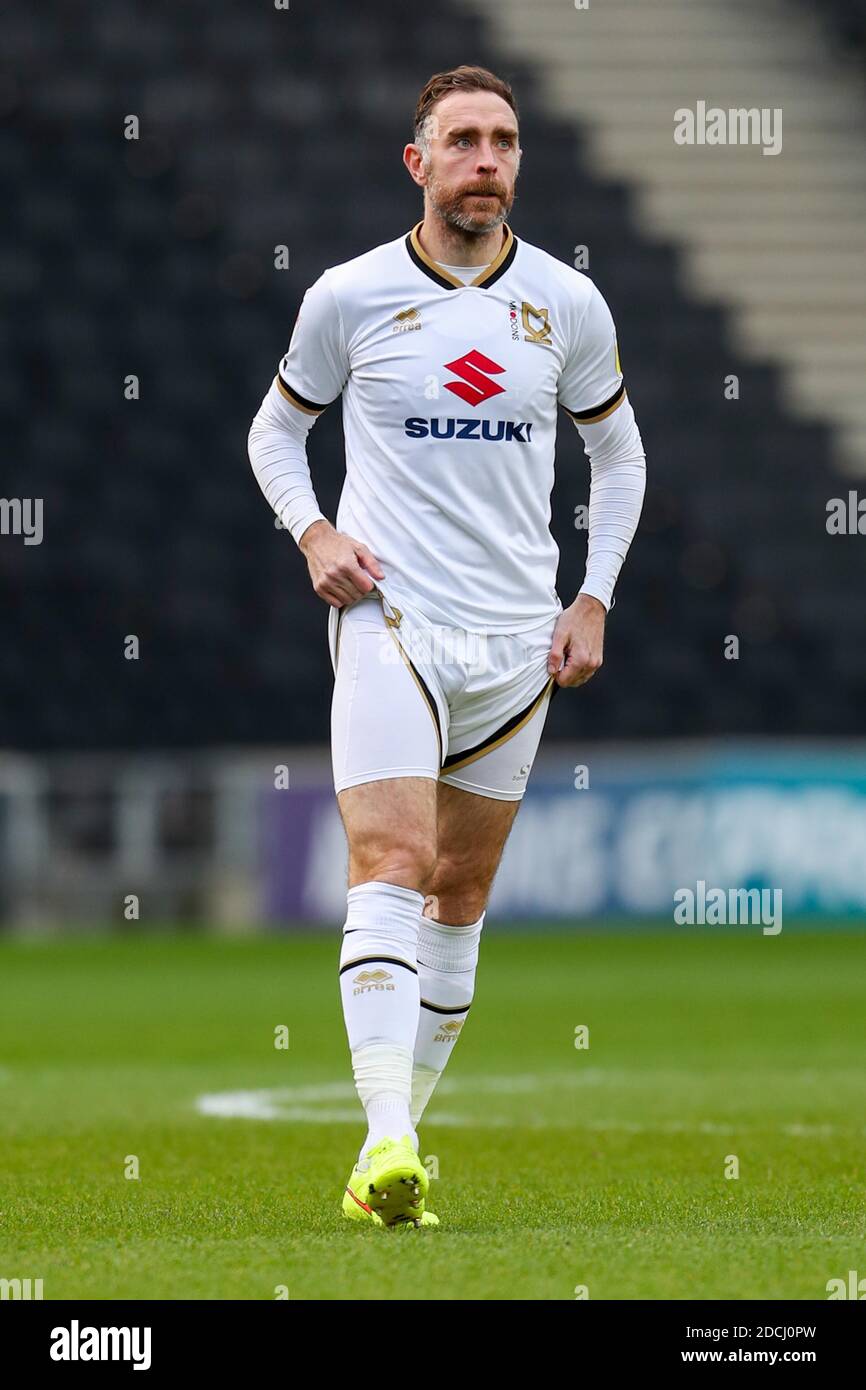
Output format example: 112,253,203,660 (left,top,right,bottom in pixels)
276,222,626,634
